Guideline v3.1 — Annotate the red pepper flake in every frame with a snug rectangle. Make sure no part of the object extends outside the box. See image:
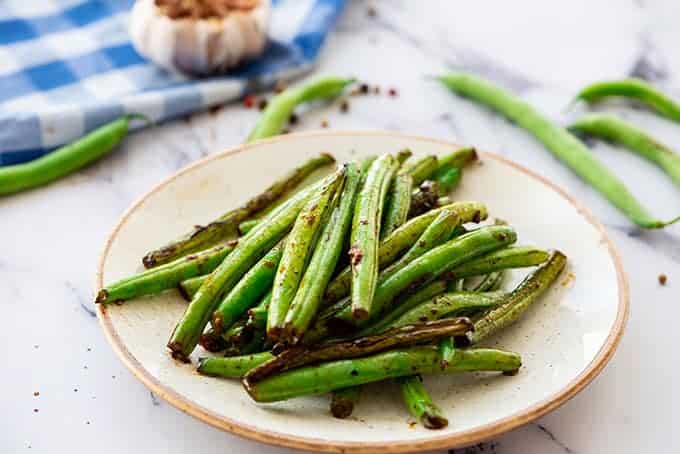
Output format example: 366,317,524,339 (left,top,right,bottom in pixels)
659,274,668,285
258,99,268,111
388,88,398,97
321,119,329,128
349,246,364,265
242,95,256,108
